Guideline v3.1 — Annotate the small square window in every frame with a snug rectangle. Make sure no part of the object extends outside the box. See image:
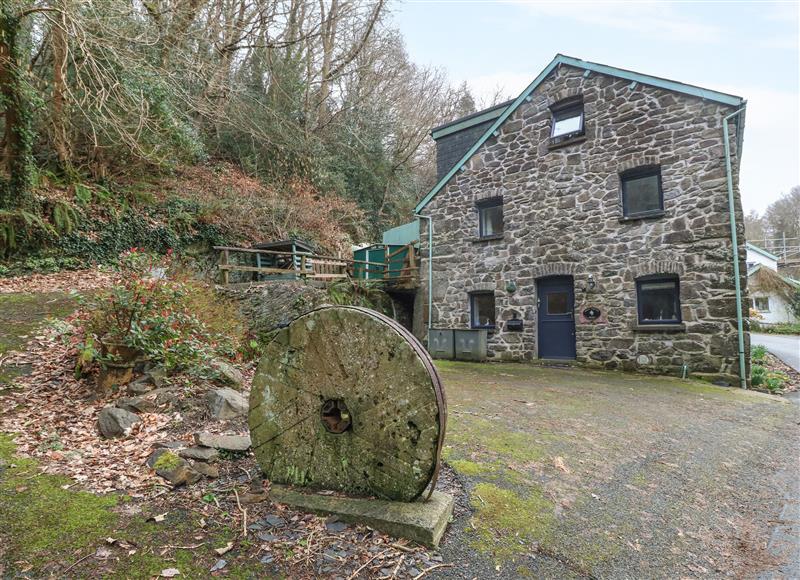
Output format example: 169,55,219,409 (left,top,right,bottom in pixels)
470,292,496,329
546,292,570,315
753,296,770,312
477,198,503,238
621,166,663,217
550,98,584,143
636,276,680,324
